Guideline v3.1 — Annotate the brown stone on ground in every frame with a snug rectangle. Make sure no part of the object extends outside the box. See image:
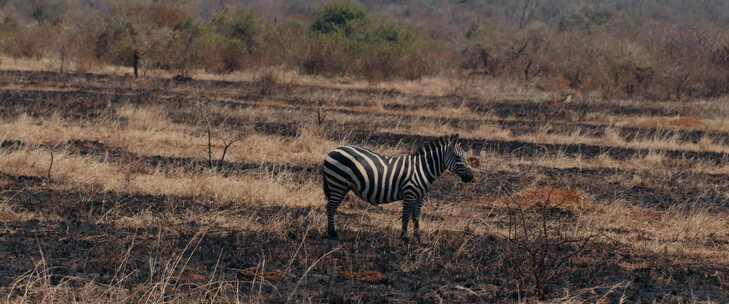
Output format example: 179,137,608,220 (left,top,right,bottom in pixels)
239,267,286,283
339,271,386,284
